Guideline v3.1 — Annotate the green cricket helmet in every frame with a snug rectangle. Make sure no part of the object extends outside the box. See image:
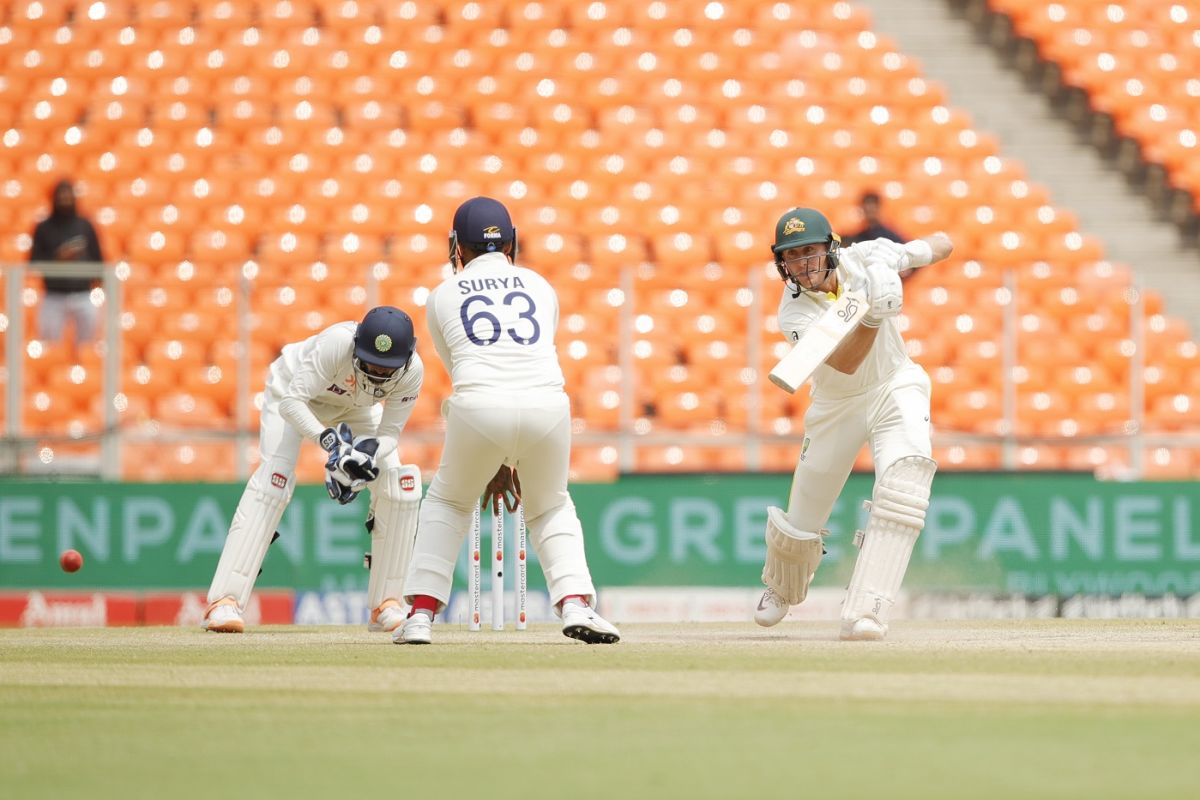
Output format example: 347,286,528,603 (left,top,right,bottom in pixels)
770,207,841,295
